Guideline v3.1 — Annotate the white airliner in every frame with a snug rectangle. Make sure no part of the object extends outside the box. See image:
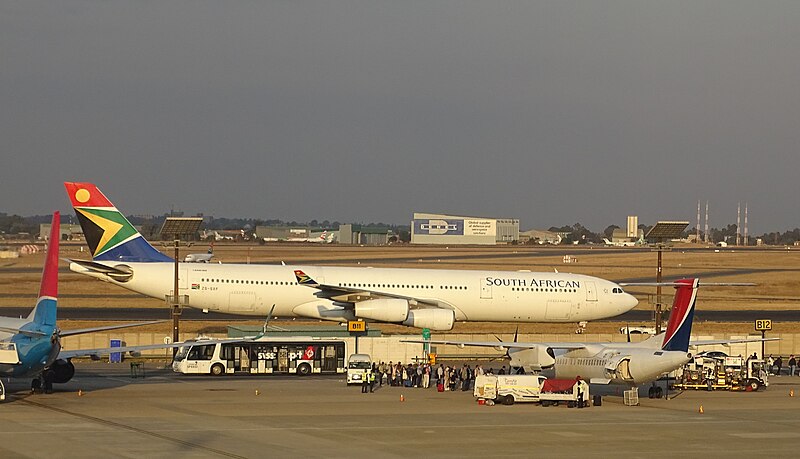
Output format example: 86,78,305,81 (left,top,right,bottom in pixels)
406,279,773,391
602,238,640,247
64,182,638,331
